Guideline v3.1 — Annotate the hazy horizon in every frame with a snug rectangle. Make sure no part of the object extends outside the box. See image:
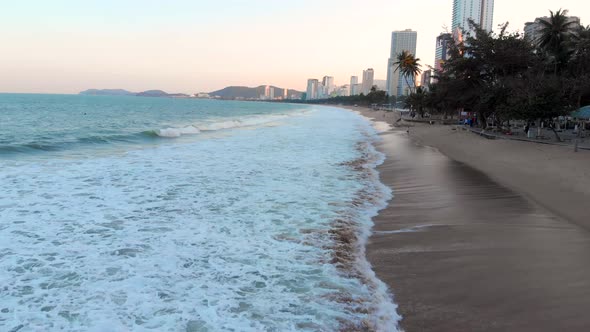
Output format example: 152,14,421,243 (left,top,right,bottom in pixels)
1,0,588,94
